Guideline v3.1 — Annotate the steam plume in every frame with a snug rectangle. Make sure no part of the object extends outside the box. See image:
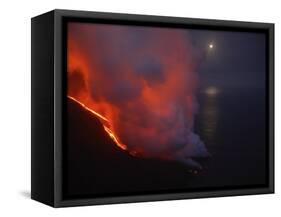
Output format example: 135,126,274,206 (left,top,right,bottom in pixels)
67,23,209,169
